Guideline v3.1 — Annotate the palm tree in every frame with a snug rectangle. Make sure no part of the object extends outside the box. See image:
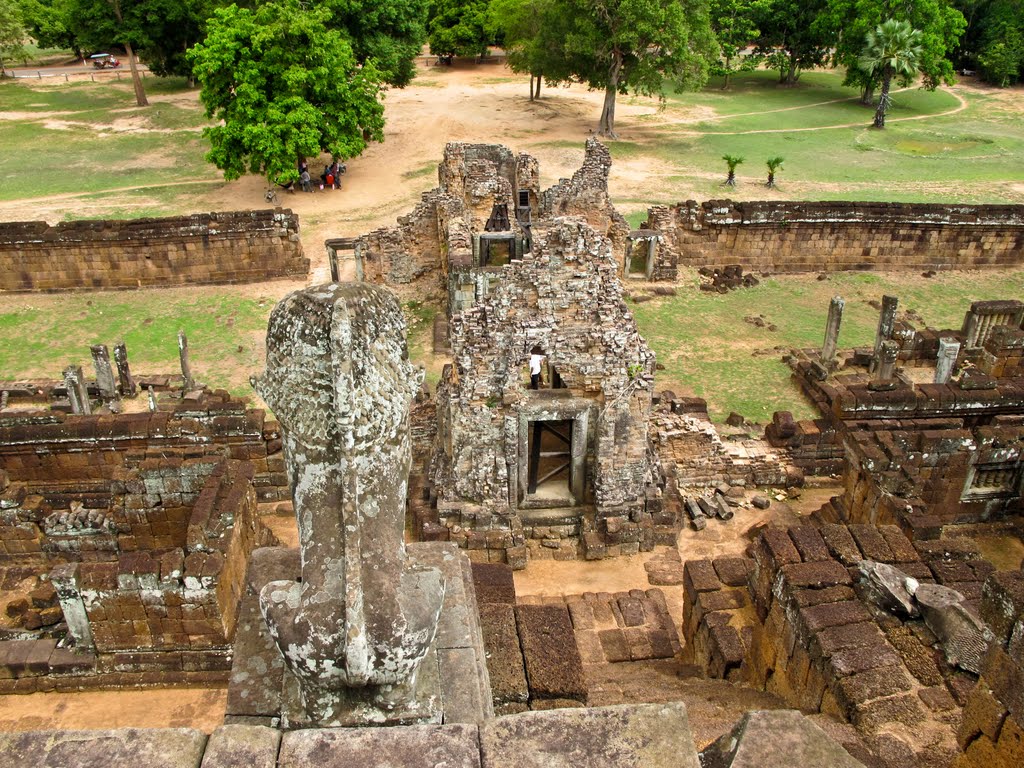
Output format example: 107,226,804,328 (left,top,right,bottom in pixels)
859,20,923,129
722,155,744,186
765,157,784,188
